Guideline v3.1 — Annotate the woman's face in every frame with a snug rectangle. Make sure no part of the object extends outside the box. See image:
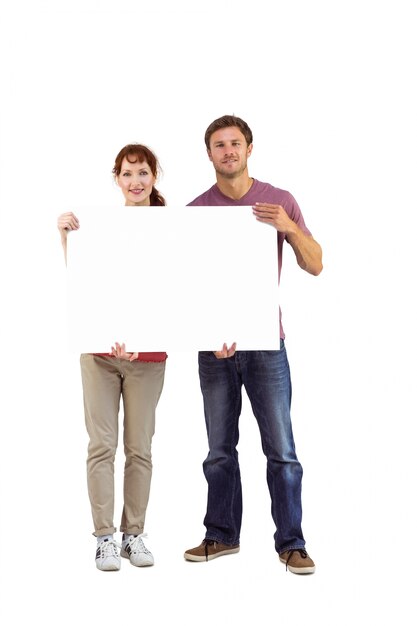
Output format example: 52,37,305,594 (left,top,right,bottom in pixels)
117,157,156,206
